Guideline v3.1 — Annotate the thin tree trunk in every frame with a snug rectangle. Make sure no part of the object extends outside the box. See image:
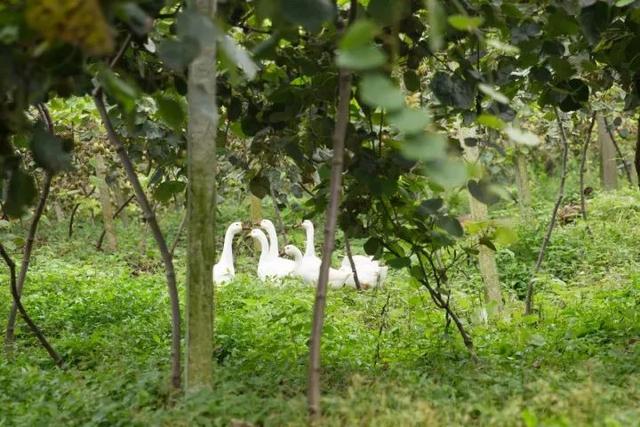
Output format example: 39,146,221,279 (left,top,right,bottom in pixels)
269,185,286,240
96,194,135,250
344,234,361,290
463,141,502,315
579,113,596,222
68,203,80,239
112,182,130,226
308,24,354,422
602,116,633,187
93,93,182,391
5,104,55,352
514,151,532,221
0,244,64,367
95,154,117,252
636,115,640,189
525,108,570,315
185,0,218,392
170,211,187,257
250,195,262,251
53,202,65,222
597,113,618,191
602,116,633,186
